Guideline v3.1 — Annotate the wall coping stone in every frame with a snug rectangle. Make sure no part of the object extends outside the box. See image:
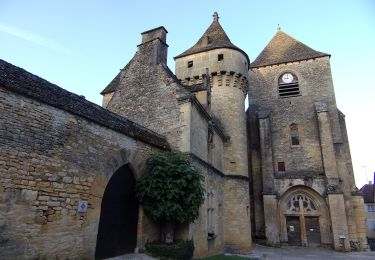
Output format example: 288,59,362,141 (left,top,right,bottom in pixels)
0,59,170,150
